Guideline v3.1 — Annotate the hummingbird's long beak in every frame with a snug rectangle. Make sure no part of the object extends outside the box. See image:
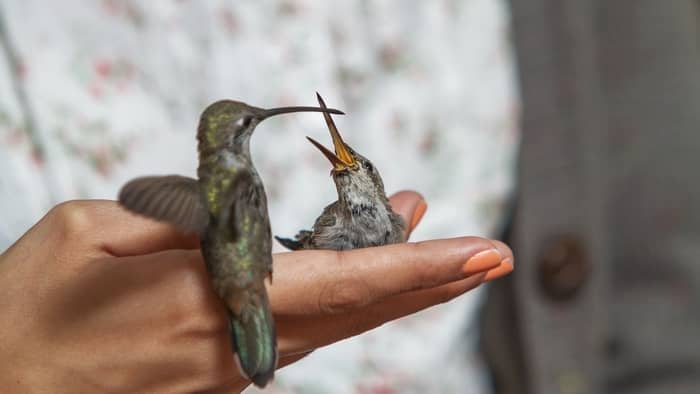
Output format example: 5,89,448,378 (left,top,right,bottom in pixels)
259,106,344,120
307,93,357,171
306,136,349,171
